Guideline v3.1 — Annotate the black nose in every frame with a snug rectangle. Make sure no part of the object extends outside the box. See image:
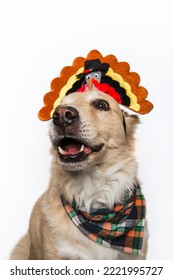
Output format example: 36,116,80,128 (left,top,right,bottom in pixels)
53,106,79,126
